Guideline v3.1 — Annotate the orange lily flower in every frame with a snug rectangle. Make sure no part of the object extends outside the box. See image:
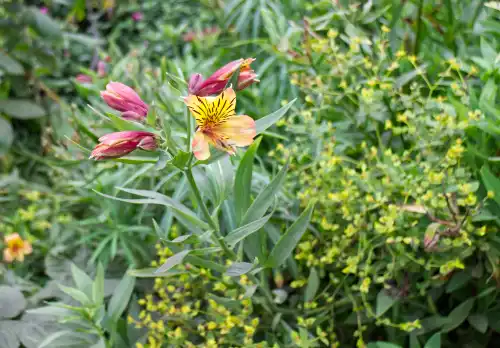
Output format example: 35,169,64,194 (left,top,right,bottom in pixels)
3,233,32,263
184,87,256,160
